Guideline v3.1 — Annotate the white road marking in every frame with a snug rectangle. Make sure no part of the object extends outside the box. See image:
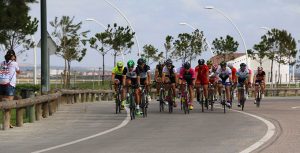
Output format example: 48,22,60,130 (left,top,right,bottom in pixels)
291,106,300,109
214,105,275,153
231,109,275,153
31,107,130,153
